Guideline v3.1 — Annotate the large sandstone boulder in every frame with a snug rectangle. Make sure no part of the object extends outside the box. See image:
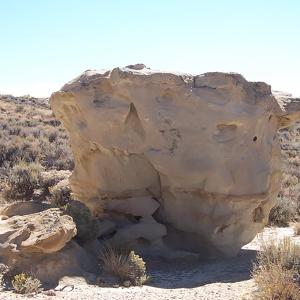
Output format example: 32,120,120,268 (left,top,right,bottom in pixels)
50,64,300,256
